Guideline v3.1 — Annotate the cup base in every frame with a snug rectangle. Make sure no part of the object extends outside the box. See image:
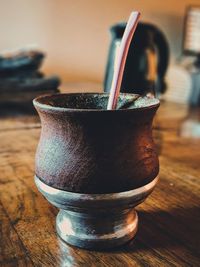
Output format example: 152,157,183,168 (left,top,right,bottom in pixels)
35,175,159,249
56,208,138,249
